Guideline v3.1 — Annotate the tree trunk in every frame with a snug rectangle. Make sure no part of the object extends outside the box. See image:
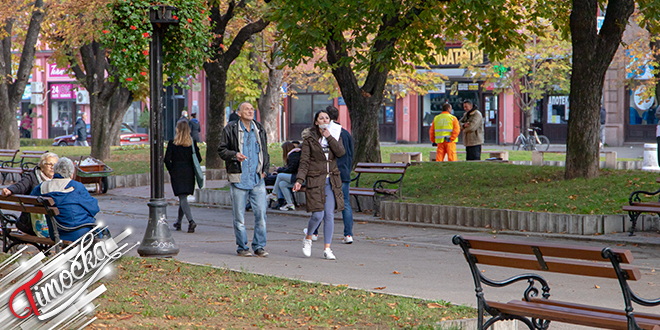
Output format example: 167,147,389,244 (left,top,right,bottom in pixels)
0,0,45,149
326,35,387,166
565,0,634,180
258,43,285,145
650,30,660,104
71,41,133,161
203,61,228,169
203,3,269,169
